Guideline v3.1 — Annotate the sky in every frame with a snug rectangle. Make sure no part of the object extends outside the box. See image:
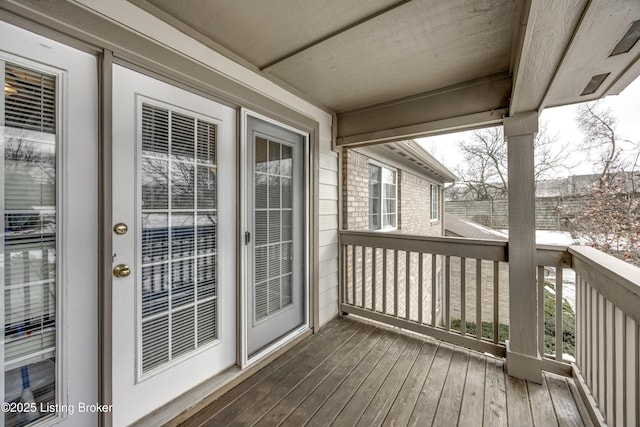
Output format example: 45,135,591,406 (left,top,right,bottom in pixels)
417,76,640,177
